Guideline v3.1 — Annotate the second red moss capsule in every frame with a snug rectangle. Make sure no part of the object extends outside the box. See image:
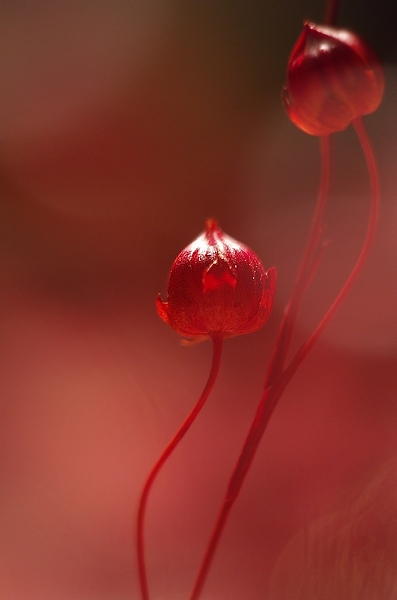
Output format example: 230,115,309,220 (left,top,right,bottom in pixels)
157,220,276,340
283,22,385,136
